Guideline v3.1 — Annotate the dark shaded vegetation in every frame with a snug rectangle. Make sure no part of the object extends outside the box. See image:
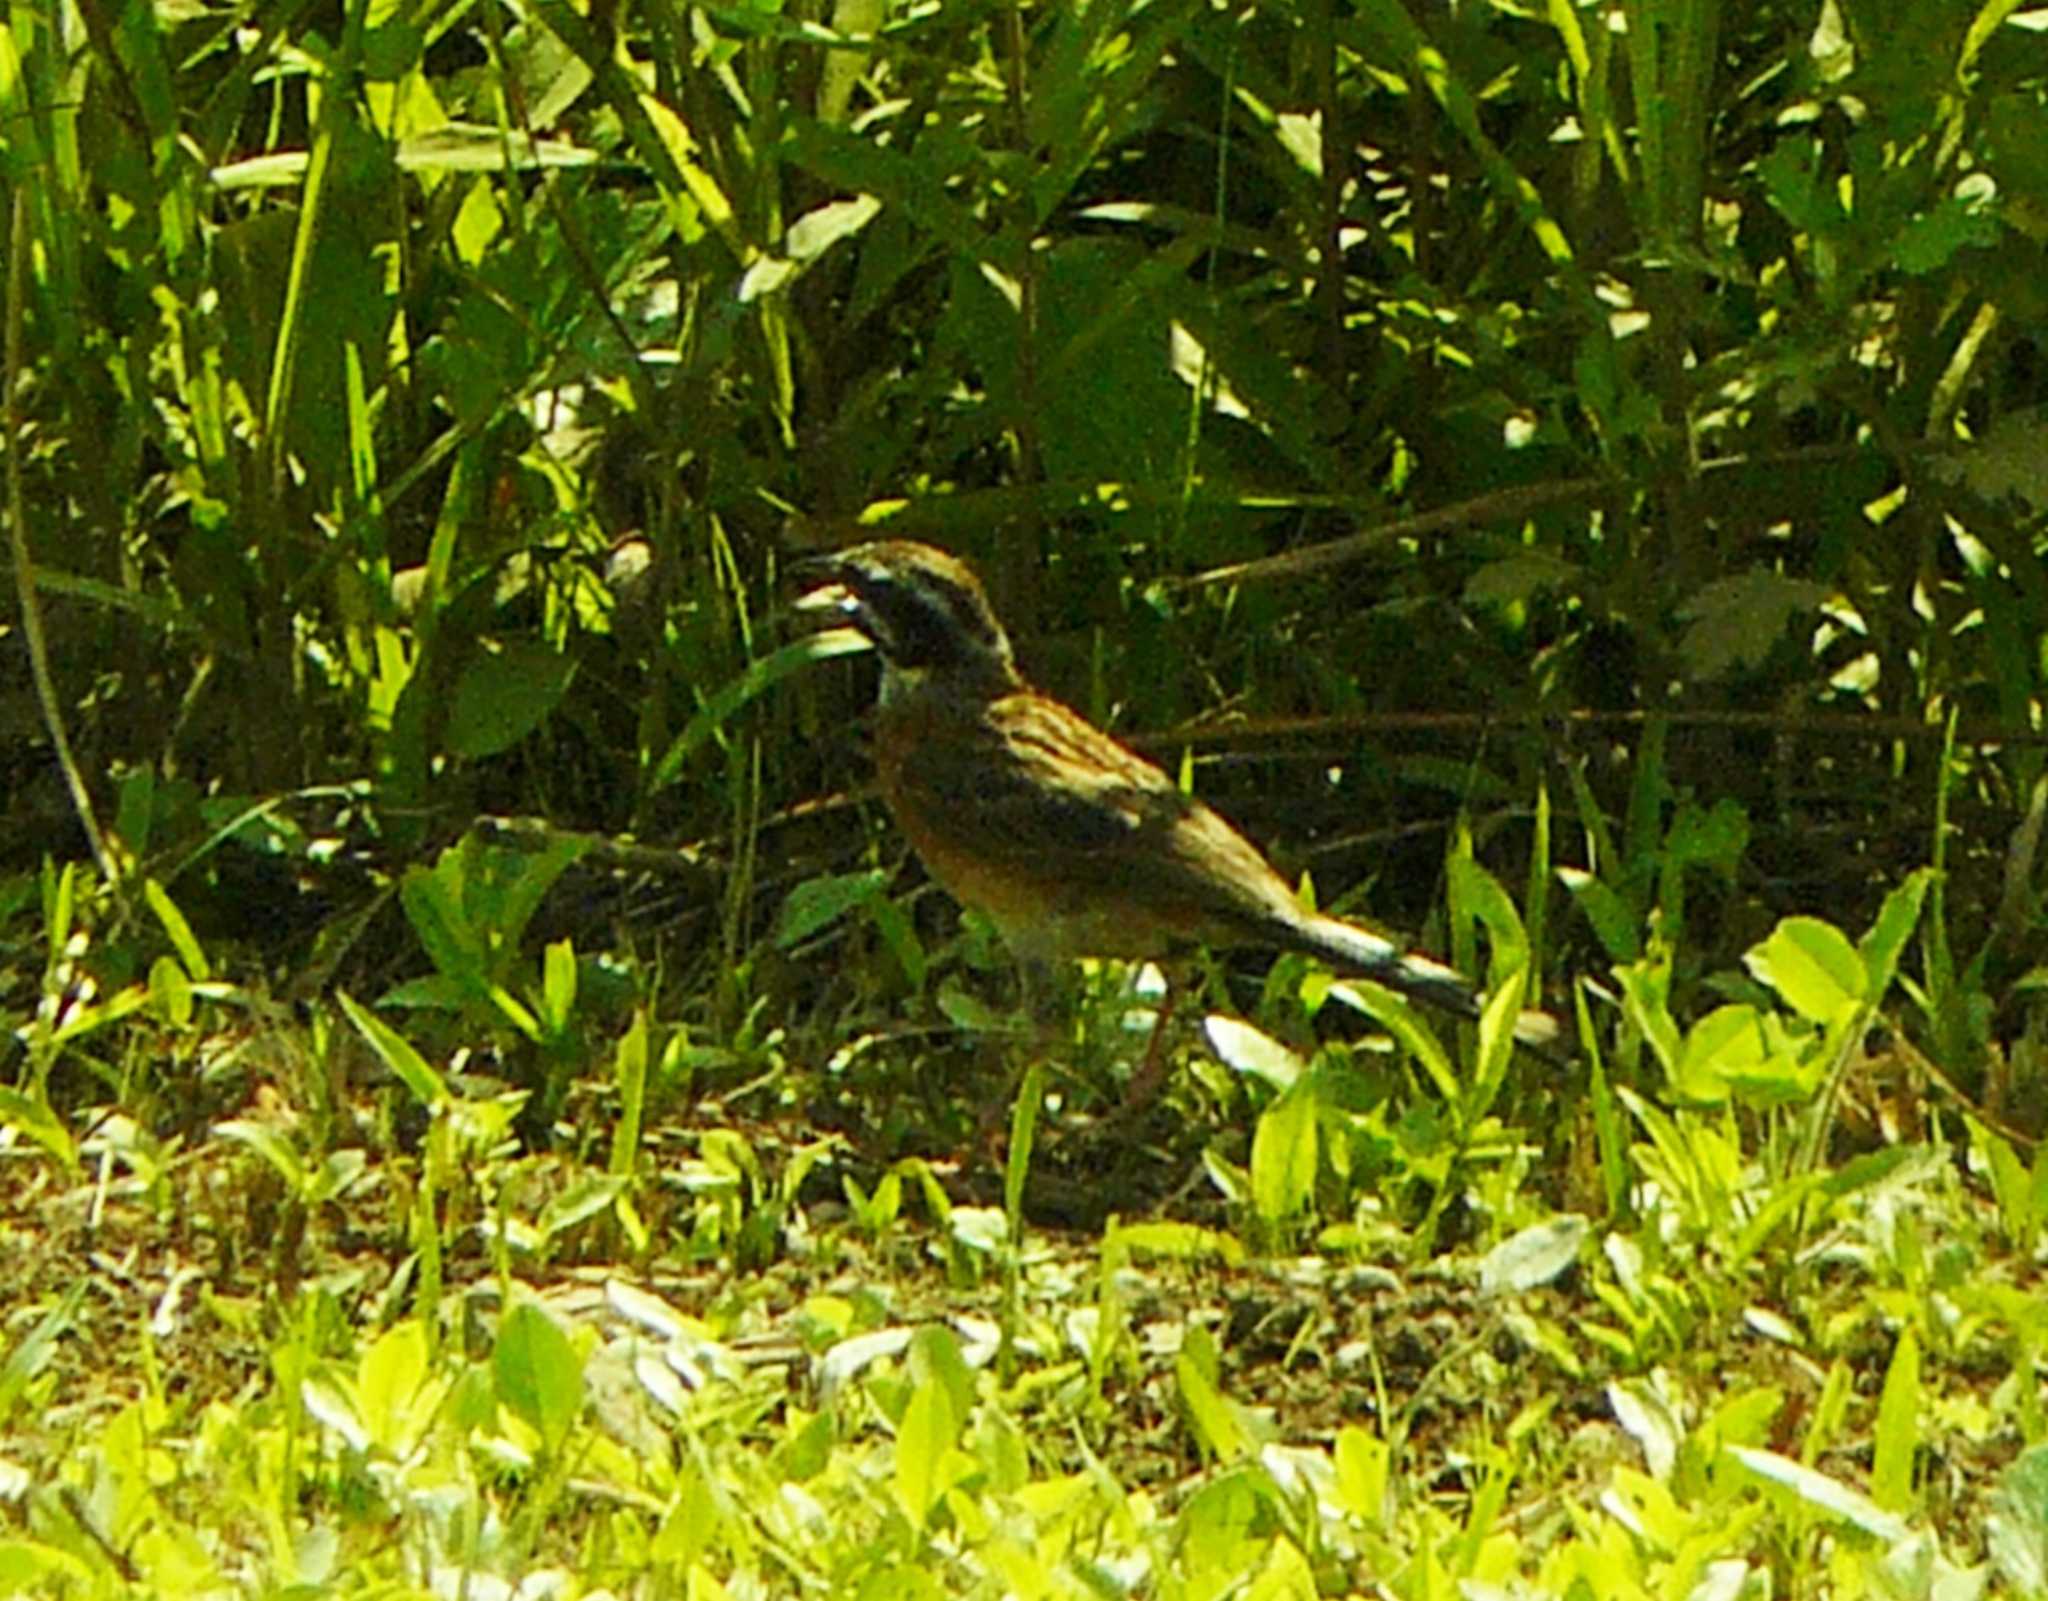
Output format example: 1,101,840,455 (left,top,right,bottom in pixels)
3,0,2048,1592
